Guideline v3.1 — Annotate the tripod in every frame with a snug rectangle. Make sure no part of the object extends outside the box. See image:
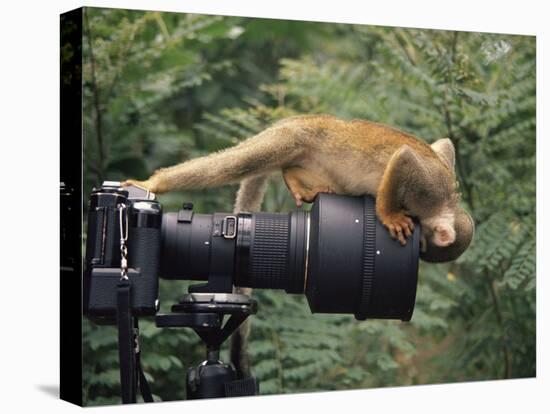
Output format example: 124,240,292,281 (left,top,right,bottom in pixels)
155,292,259,399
